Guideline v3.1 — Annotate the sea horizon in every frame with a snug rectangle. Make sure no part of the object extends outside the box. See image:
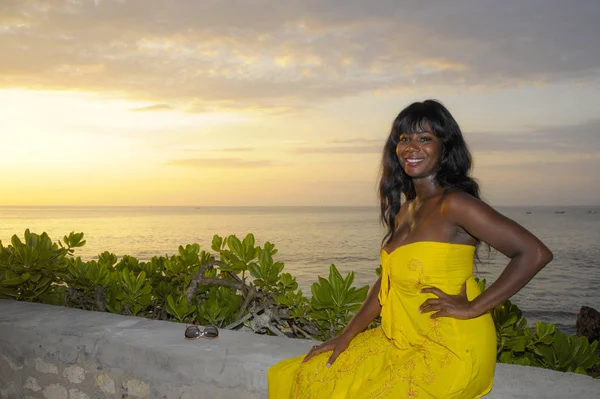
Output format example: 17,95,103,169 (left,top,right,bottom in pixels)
2,204,599,208
1,204,598,335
